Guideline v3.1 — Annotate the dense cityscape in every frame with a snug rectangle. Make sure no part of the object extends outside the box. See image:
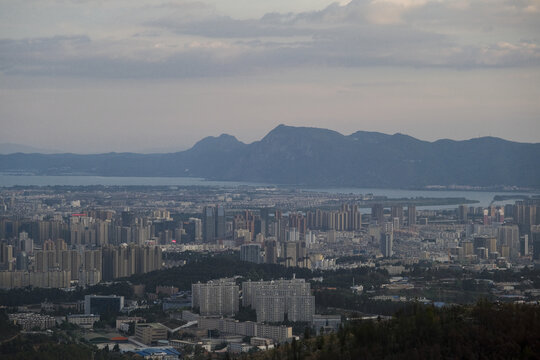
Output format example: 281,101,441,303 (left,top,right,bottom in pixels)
0,184,539,358
2,0,540,357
